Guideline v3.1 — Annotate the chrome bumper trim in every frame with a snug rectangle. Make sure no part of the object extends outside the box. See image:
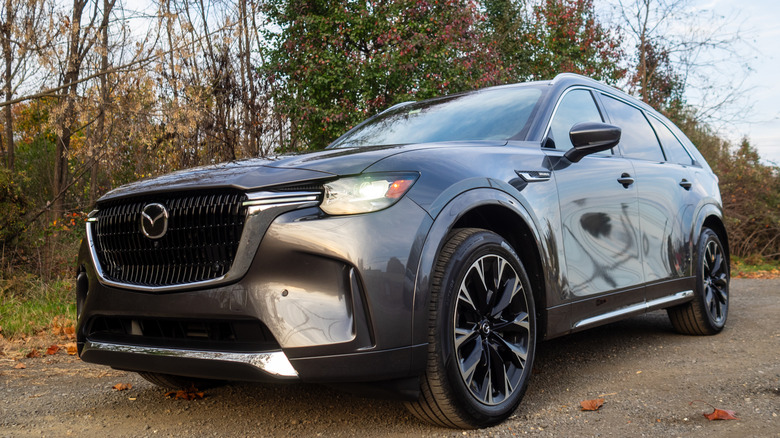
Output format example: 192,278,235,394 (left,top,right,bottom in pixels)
83,341,299,378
